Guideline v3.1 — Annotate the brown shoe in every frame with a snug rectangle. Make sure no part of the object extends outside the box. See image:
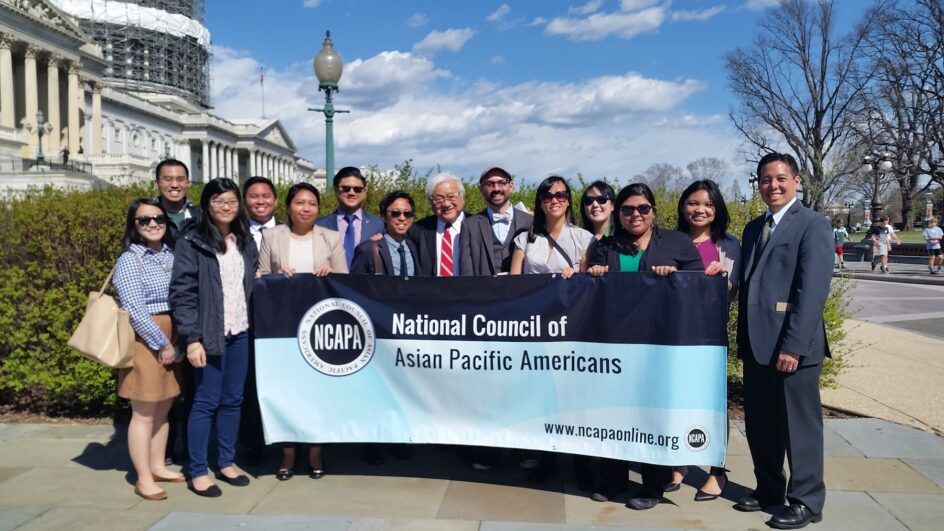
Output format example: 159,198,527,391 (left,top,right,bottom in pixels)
153,473,186,483
134,486,167,501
